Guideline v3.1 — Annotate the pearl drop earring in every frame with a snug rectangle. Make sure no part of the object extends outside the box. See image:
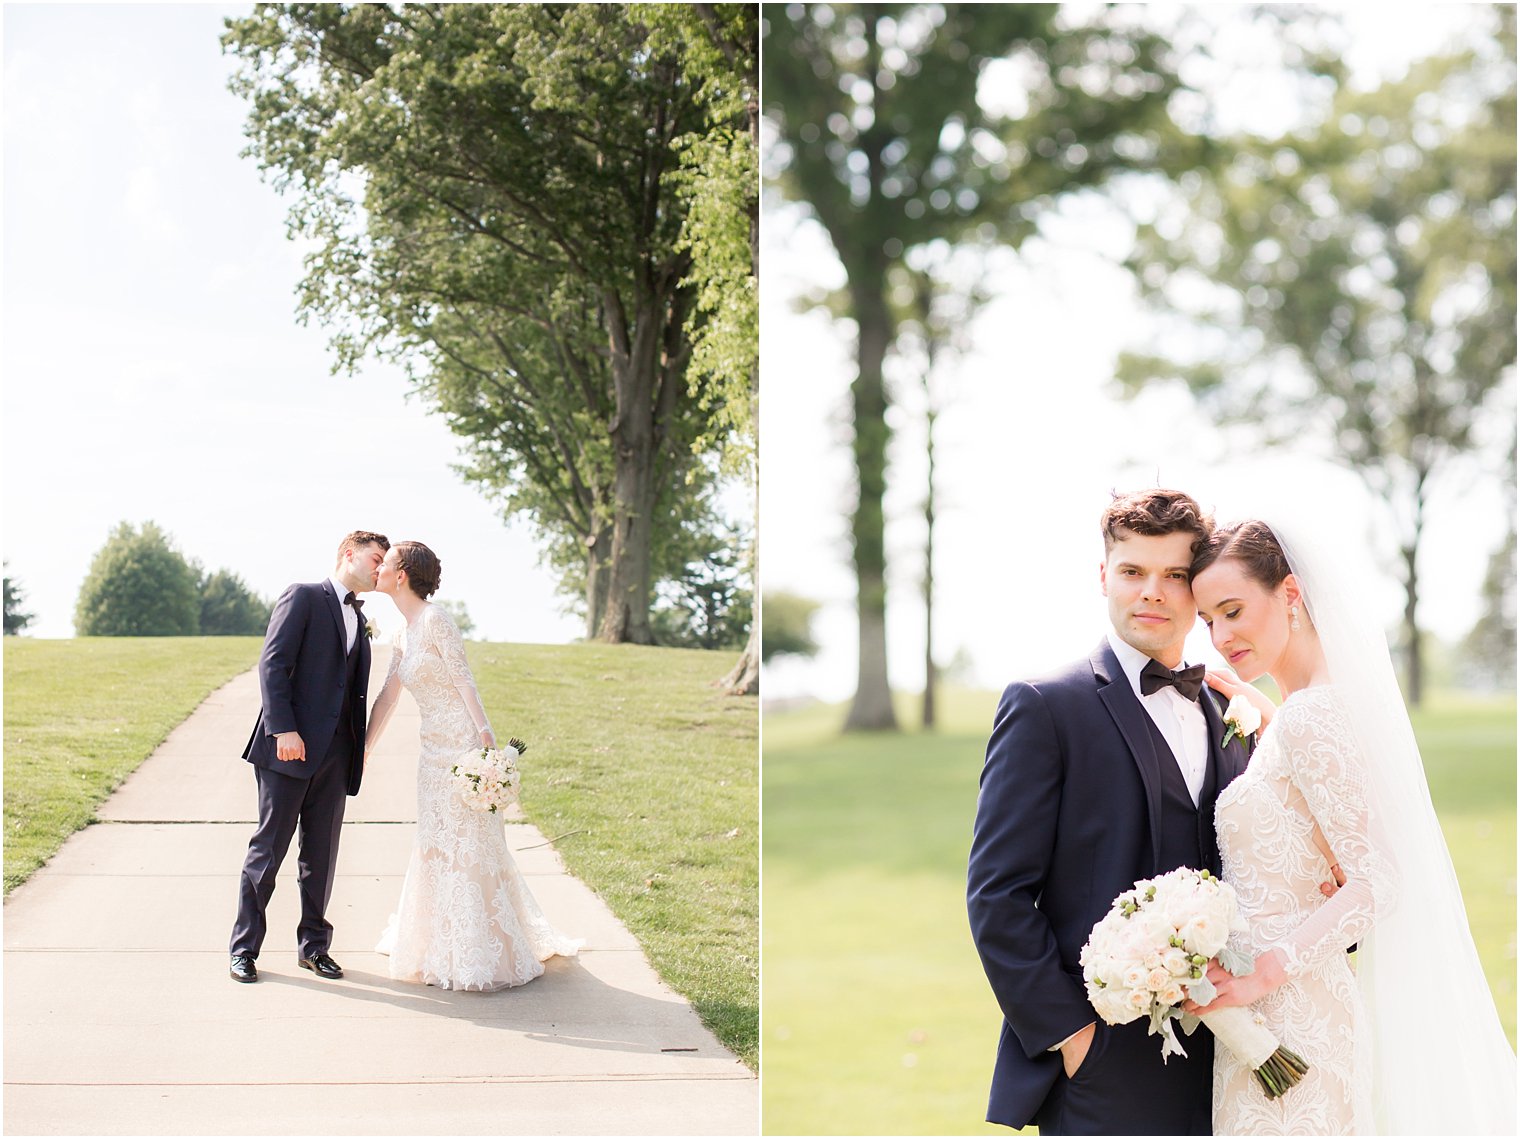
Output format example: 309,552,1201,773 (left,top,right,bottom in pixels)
1290,605,1301,632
